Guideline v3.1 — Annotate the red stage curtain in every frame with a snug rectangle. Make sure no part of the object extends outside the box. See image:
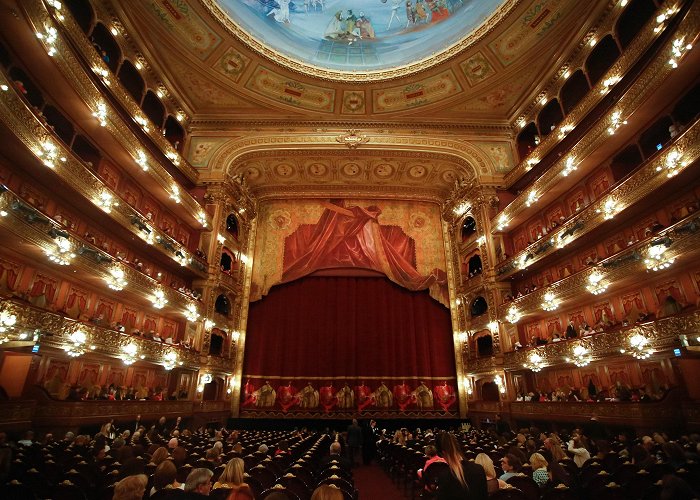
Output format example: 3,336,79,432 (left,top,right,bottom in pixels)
244,276,455,381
